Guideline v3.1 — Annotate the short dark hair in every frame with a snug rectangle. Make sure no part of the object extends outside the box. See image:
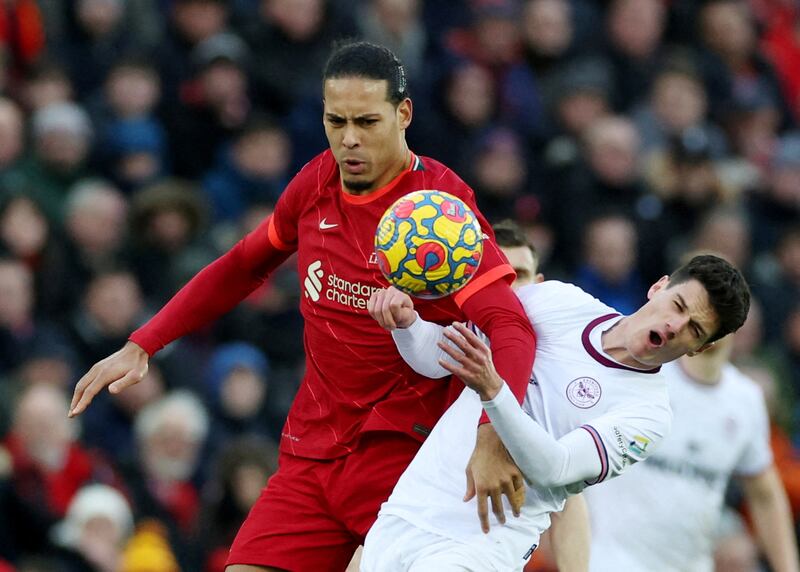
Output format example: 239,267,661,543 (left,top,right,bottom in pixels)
323,41,409,105
493,220,538,260
668,254,750,343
